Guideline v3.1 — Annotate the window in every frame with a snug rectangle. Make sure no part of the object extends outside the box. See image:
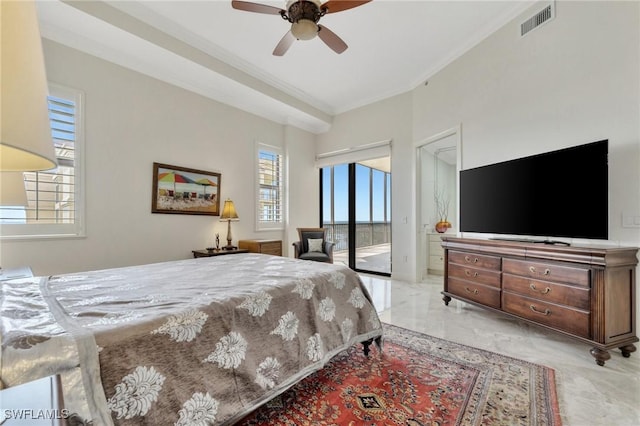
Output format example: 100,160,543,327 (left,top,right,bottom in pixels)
256,143,284,230
0,84,84,239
